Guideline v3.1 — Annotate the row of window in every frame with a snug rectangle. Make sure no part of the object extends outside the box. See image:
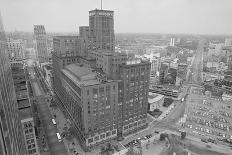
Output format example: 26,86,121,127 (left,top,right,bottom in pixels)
87,130,117,144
